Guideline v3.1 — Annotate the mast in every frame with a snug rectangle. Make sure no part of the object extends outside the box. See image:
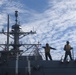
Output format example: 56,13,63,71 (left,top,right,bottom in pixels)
7,15,9,51
11,11,36,51
0,11,40,55
15,11,18,24
13,10,19,50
